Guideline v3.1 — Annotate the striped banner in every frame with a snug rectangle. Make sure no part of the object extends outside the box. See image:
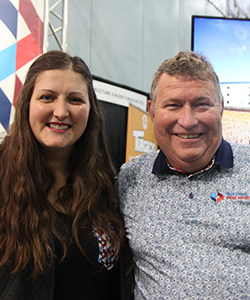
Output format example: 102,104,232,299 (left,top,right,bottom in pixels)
0,0,44,140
